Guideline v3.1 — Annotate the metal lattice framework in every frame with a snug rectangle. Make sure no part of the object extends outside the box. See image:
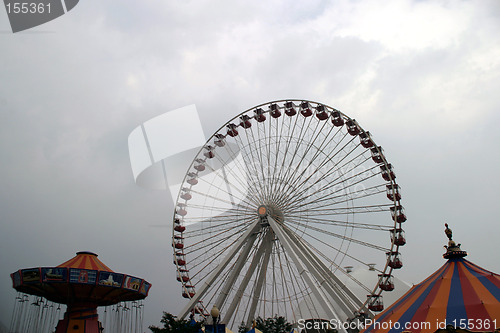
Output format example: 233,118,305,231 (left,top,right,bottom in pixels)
171,100,407,330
